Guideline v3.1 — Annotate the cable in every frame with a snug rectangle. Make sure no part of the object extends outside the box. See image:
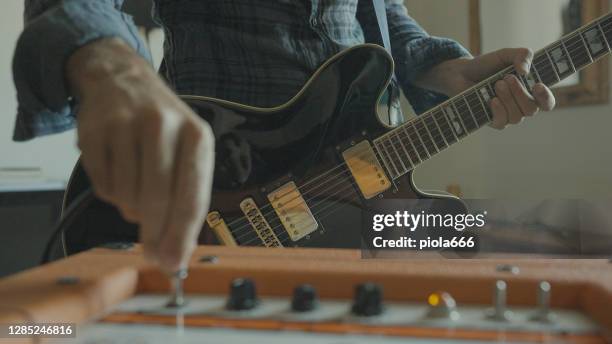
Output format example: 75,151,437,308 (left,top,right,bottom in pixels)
40,188,96,264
